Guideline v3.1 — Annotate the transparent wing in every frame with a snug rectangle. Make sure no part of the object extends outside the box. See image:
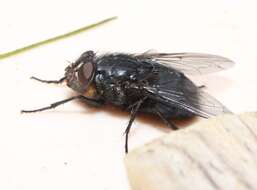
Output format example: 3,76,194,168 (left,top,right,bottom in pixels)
144,84,231,118
136,52,235,75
